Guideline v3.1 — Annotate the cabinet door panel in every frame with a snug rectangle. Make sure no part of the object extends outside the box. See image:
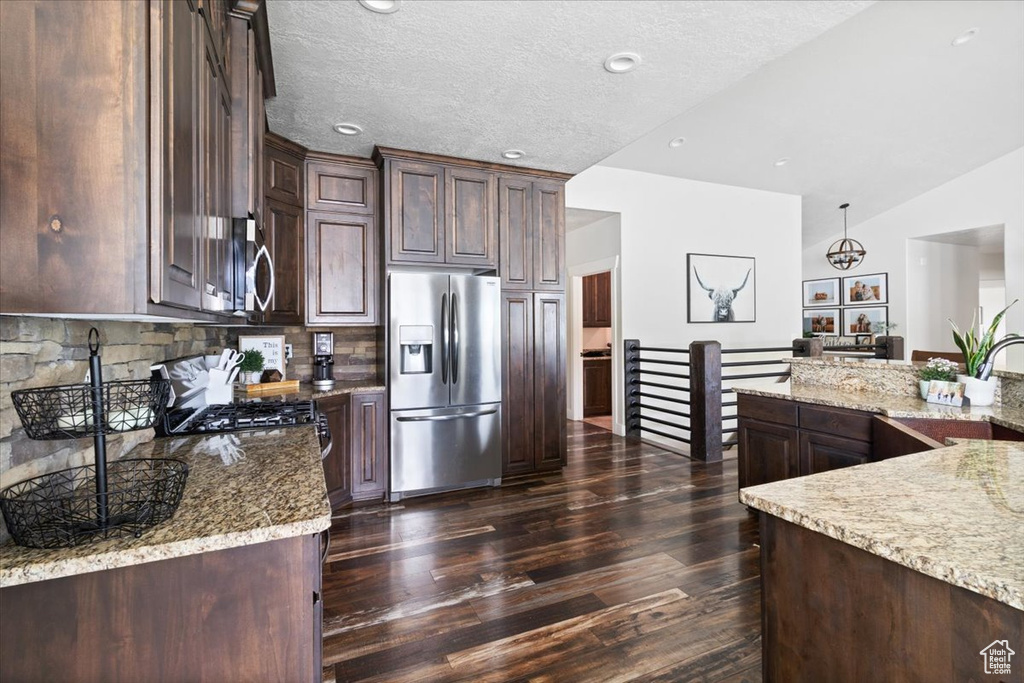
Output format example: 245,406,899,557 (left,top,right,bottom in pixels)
738,417,799,490
388,160,444,263
265,142,303,207
351,391,387,501
582,361,611,417
306,211,378,325
318,395,351,509
532,181,565,290
799,431,871,476
534,292,567,469
445,167,496,266
264,199,303,325
499,177,533,289
501,292,534,475
307,161,376,214
155,0,203,311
